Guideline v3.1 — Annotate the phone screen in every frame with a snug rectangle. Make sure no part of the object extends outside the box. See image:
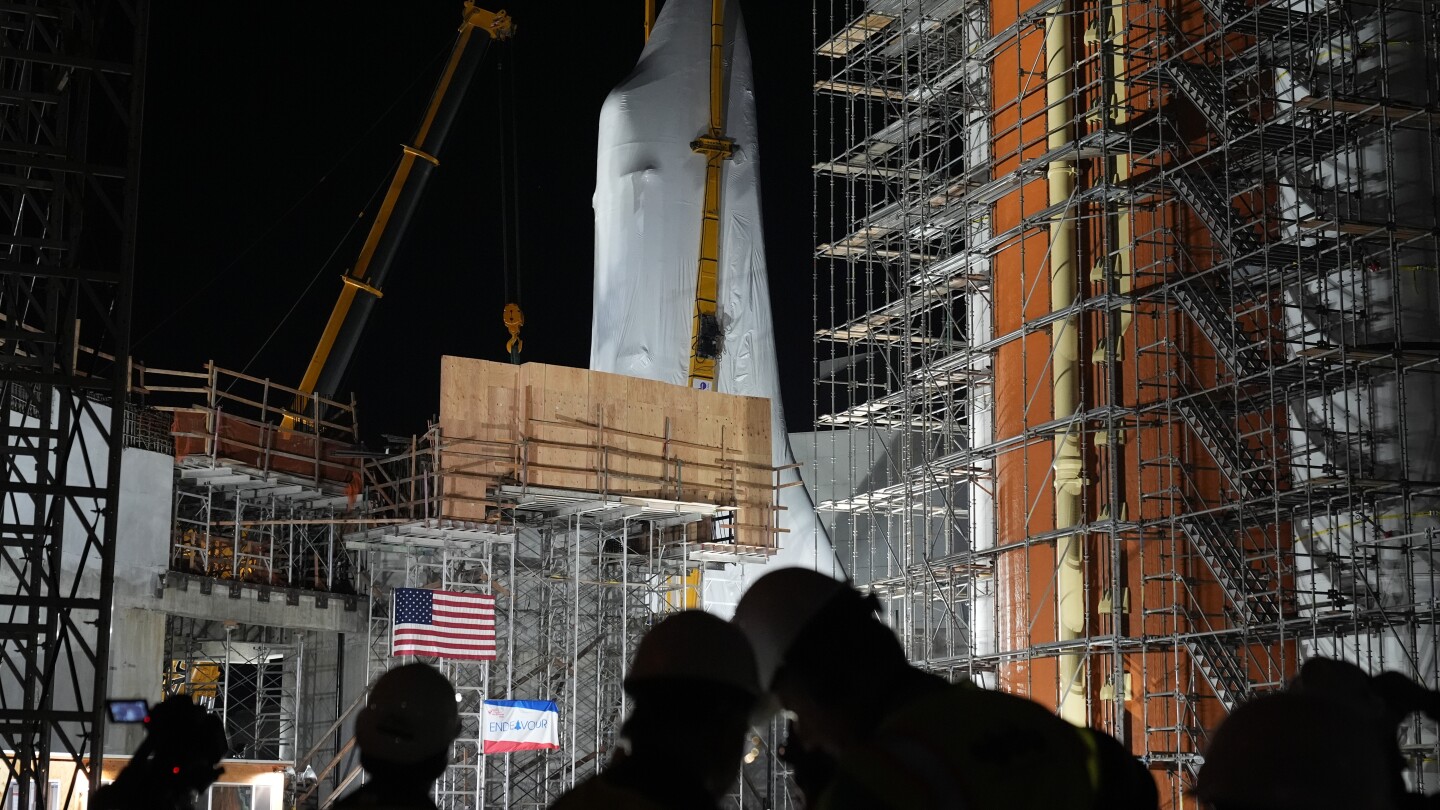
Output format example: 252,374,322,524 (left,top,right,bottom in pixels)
107,699,149,724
